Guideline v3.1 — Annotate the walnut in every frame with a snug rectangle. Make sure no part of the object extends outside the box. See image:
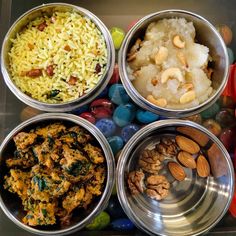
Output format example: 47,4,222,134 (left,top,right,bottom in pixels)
156,138,178,157
138,149,164,174
146,175,170,200
127,170,145,195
